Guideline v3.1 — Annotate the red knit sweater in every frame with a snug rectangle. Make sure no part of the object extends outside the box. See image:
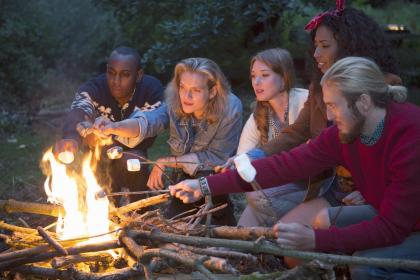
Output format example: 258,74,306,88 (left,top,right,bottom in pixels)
207,102,420,254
